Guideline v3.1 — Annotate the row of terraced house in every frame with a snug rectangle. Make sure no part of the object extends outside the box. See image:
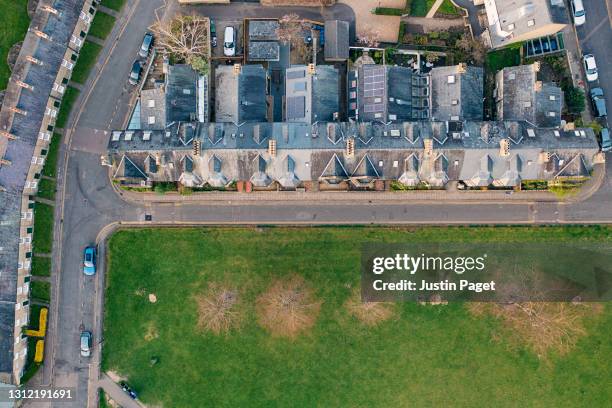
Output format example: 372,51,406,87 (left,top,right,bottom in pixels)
0,0,98,386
